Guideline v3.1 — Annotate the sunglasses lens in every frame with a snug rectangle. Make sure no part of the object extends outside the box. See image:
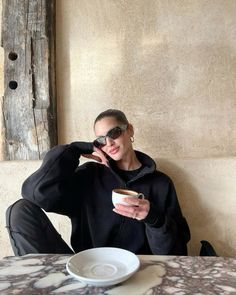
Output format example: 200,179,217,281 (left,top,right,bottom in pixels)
108,127,122,140
93,137,106,148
